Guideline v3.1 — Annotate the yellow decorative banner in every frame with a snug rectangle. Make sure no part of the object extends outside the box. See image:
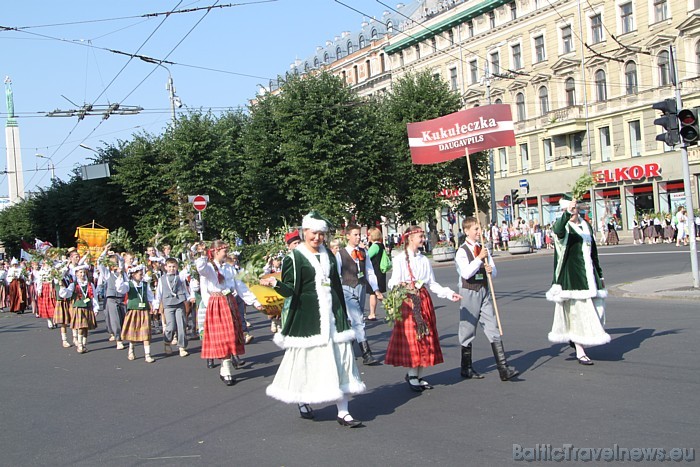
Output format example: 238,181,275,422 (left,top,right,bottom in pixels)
74,222,109,258
248,273,285,316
